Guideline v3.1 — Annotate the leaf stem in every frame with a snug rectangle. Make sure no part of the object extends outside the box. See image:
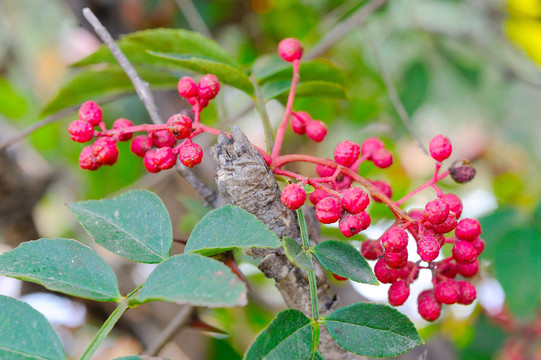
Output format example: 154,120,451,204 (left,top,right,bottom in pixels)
79,299,129,360
296,207,320,356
